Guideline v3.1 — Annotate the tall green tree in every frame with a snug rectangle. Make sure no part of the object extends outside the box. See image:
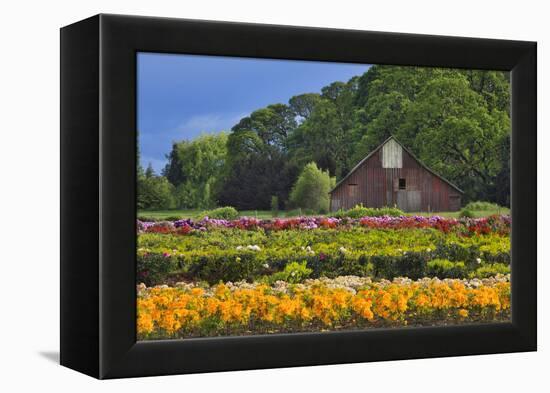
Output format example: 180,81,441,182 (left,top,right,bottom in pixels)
288,79,359,178
289,93,322,121
145,163,155,178
351,65,439,162
219,104,299,209
163,133,228,209
137,175,176,210
289,162,335,213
